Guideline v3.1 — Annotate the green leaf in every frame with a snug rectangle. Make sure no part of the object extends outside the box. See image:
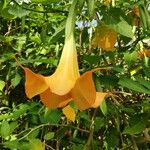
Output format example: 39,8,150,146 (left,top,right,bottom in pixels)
44,132,55,140
0,80,5,91
28,129,40,139
9,5,30,18
141,99,150,112
135,77,150,90
78,0,85,9
4,140,20,149
0,114,12,121
72,144,84,150
124,51,138,66
98,75,119,88
30,33,41,44
95,117,105,131
9,121,18,134
105,129,119,149
29,139,44,150
11,73,21,88
119,77,150,94
0,0,7,11
121,107,135,113
109,17,134,38
31,0,60,3
116,18,134,38
87,0,95,18
0,121,10,138
83,55,102,65
94,75,102,91
1,7,15,19
40,24,48,44
79,111,91,122
48,23,65,43
143,67,150,78
100,100,107,116
41,108,62,124
12,104,29,120
123,122,146,135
